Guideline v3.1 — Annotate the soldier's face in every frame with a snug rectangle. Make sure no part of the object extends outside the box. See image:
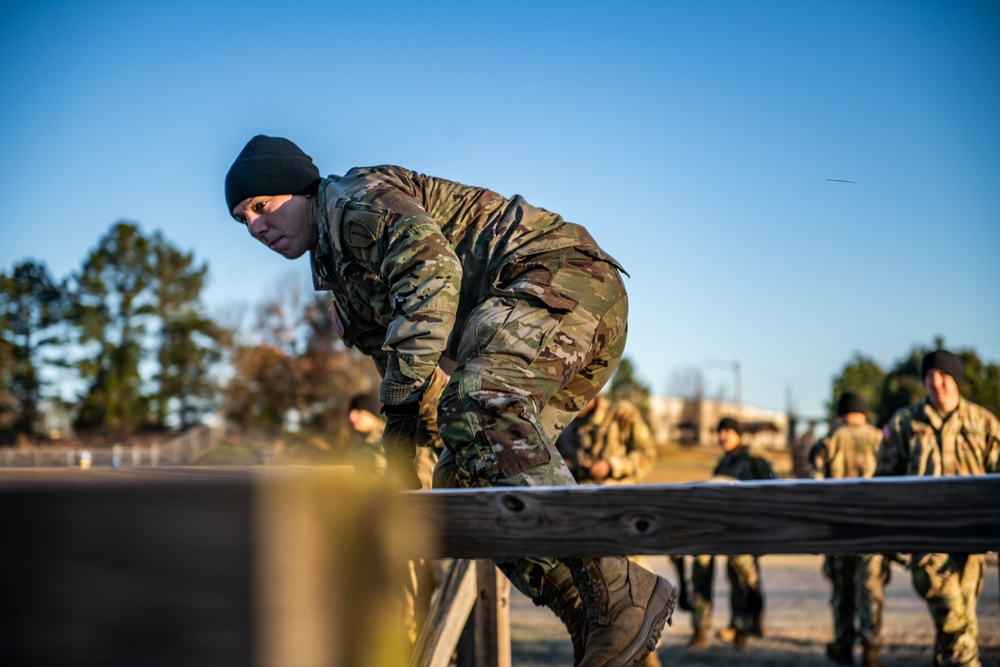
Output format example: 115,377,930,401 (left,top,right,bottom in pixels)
924,369,960,413
232,194,318,259
718,428,741,451
349,408,381,435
